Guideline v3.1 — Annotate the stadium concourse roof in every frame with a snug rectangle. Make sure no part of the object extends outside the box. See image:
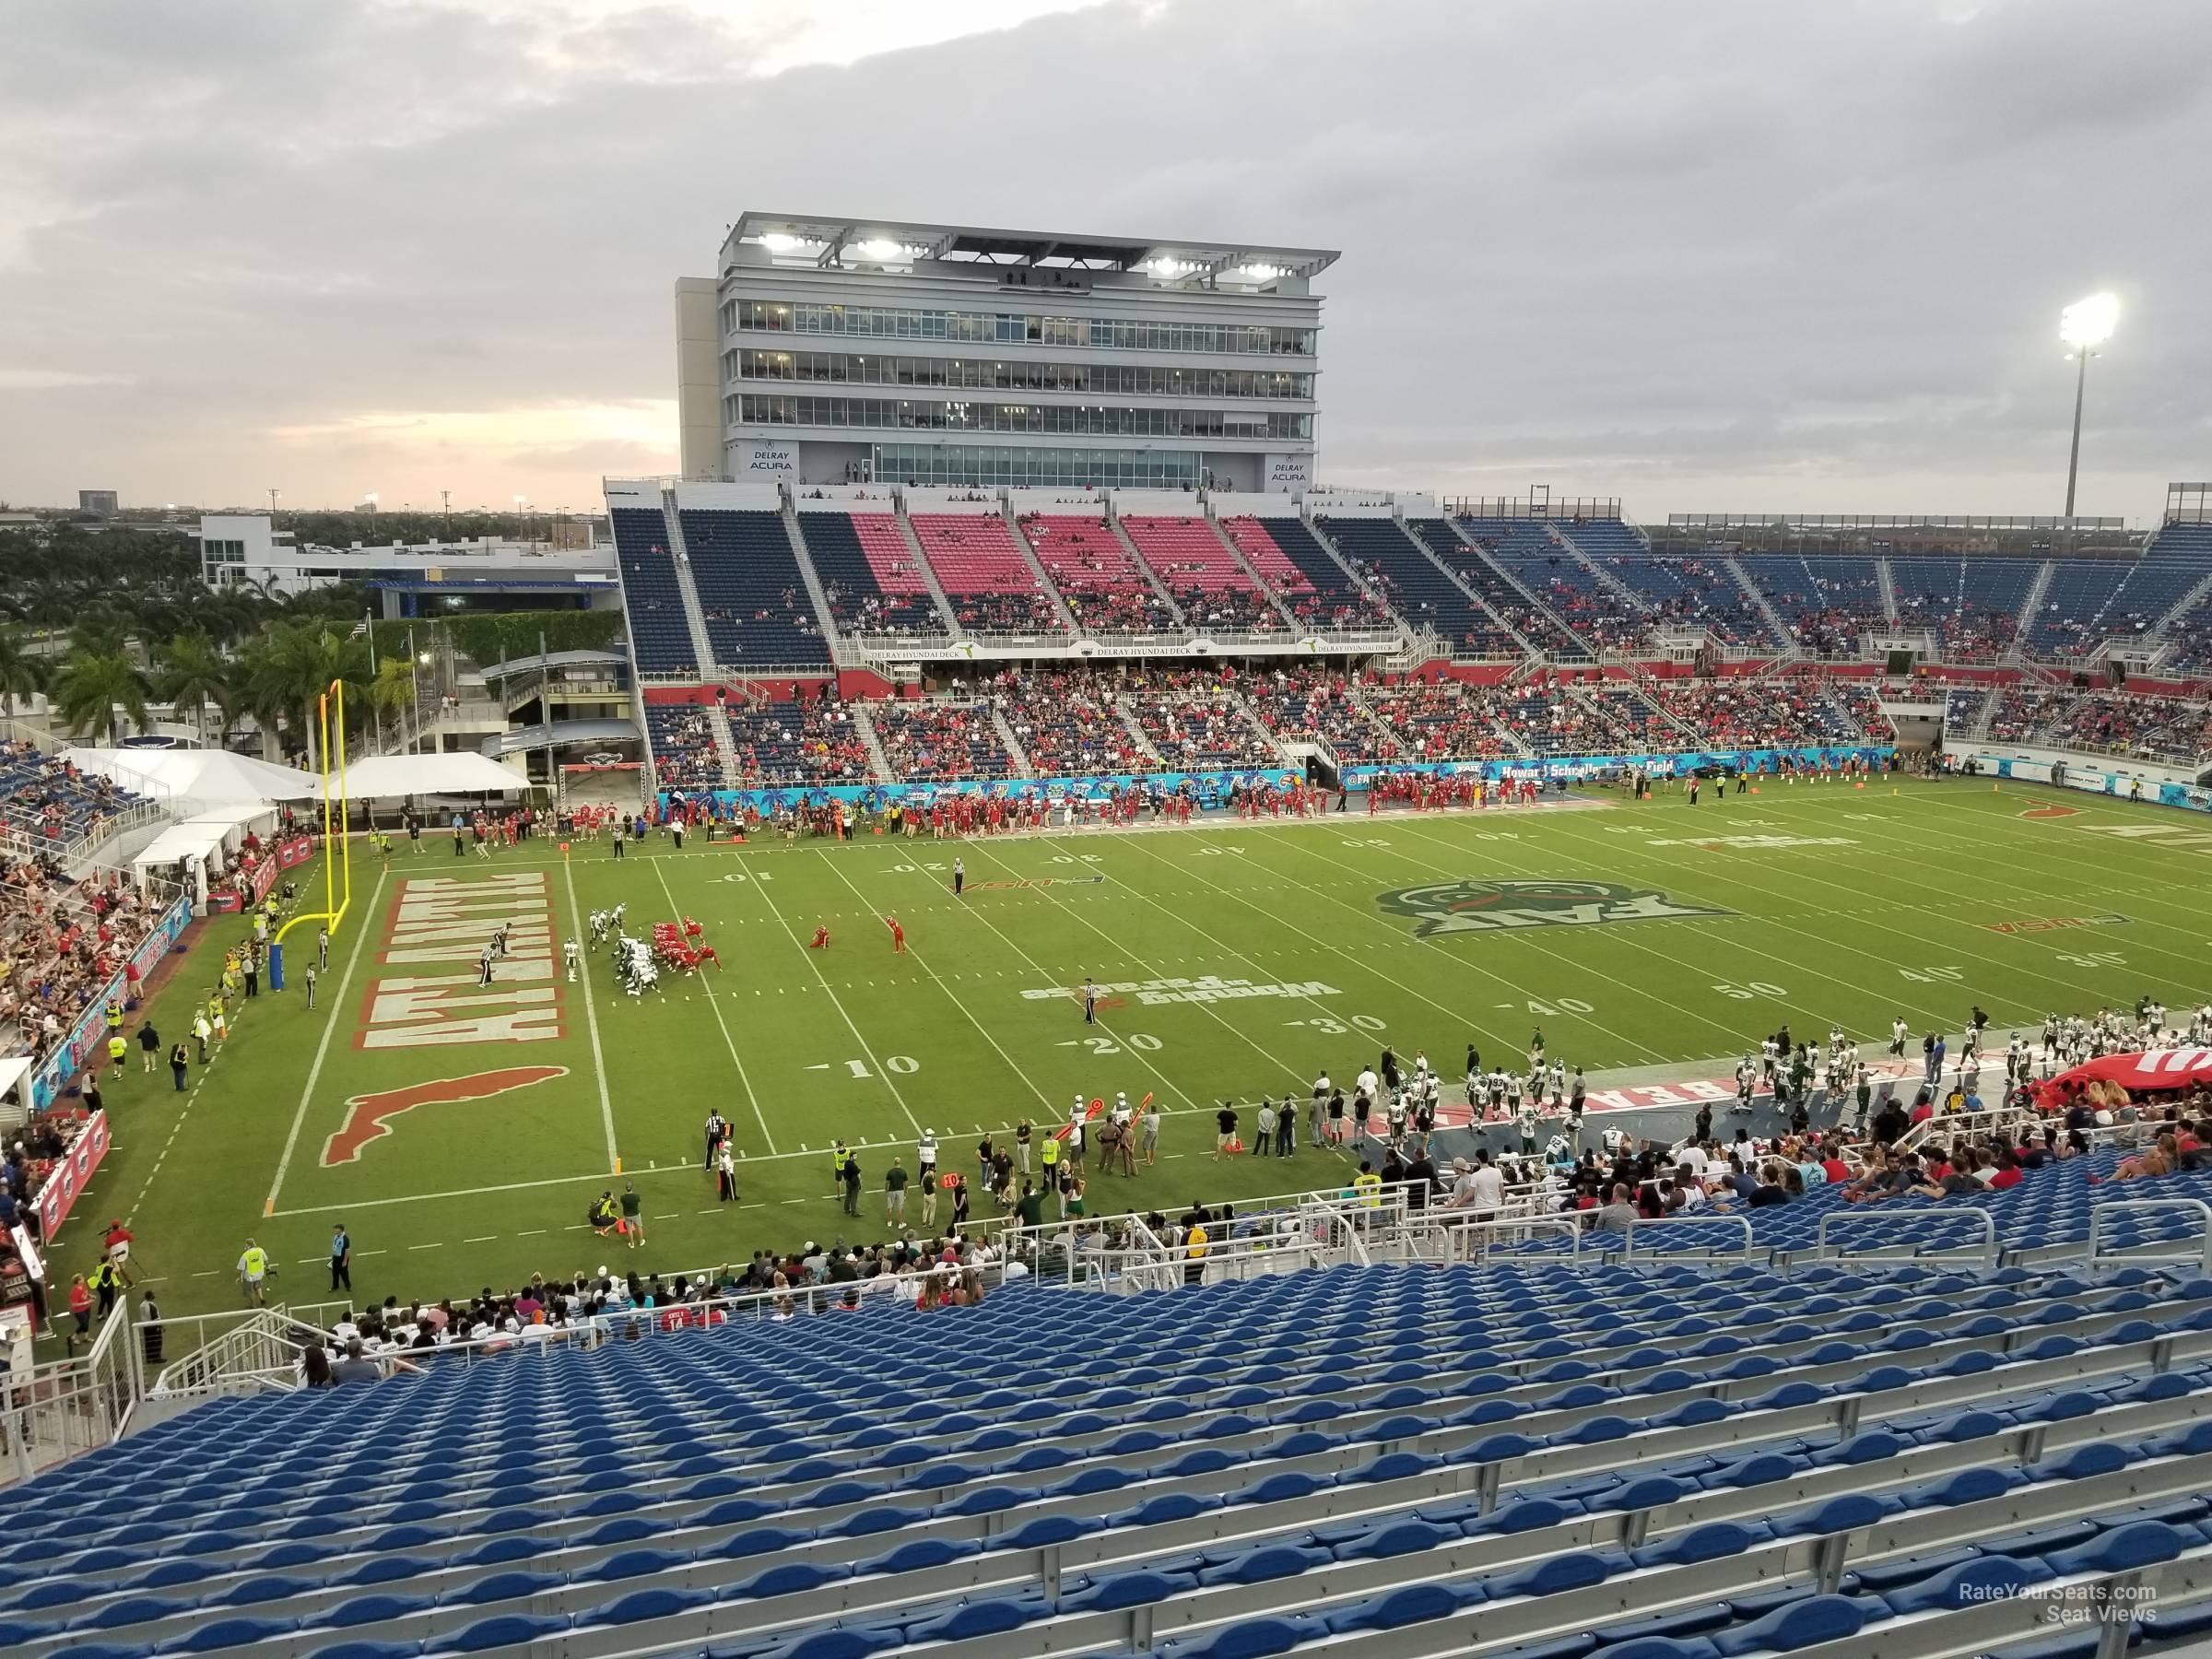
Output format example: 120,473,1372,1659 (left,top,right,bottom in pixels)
725,212,1337,288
